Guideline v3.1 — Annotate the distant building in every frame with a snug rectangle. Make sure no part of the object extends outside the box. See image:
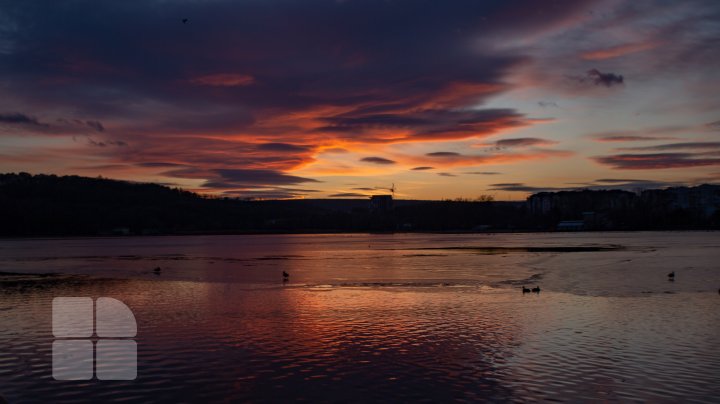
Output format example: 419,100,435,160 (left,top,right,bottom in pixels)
527,189,636,216
369,195,393,213
641,184,720,217
111,227,130,235
525,185,720,230
556,220,584,231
